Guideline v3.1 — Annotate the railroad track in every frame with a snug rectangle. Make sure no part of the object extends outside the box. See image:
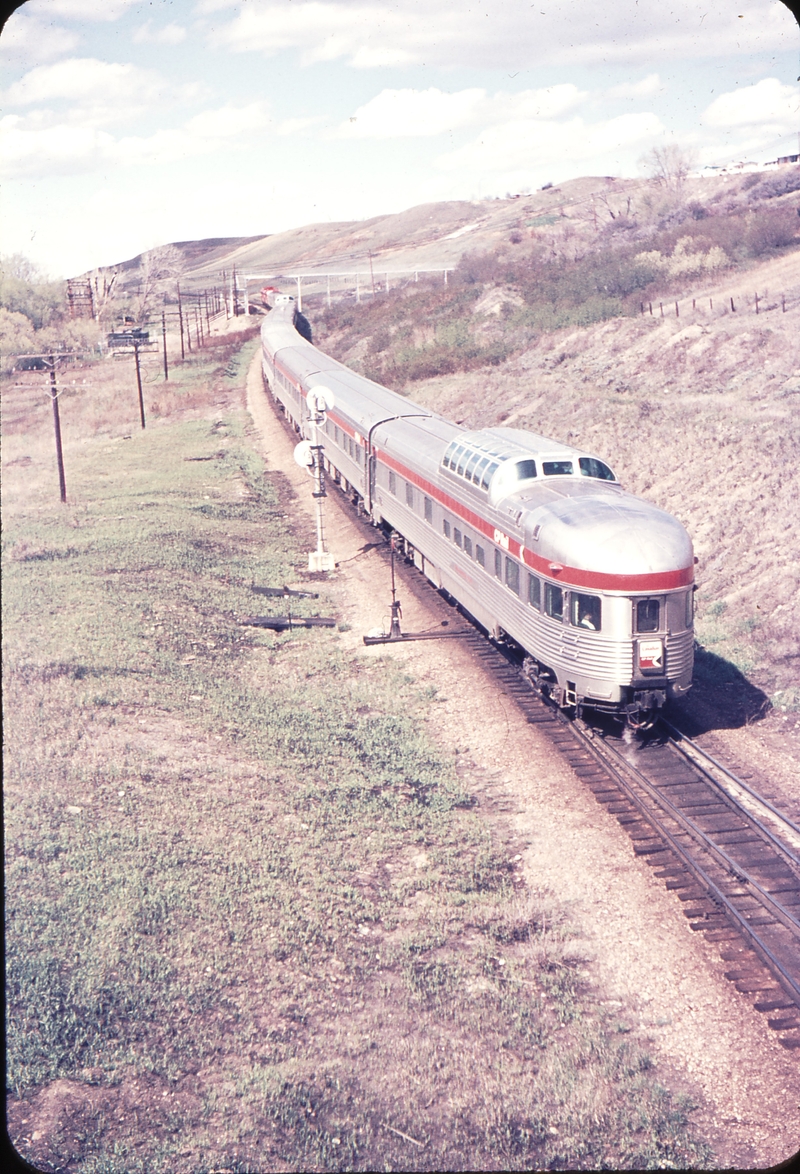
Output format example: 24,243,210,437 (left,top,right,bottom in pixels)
470,635,800,1050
